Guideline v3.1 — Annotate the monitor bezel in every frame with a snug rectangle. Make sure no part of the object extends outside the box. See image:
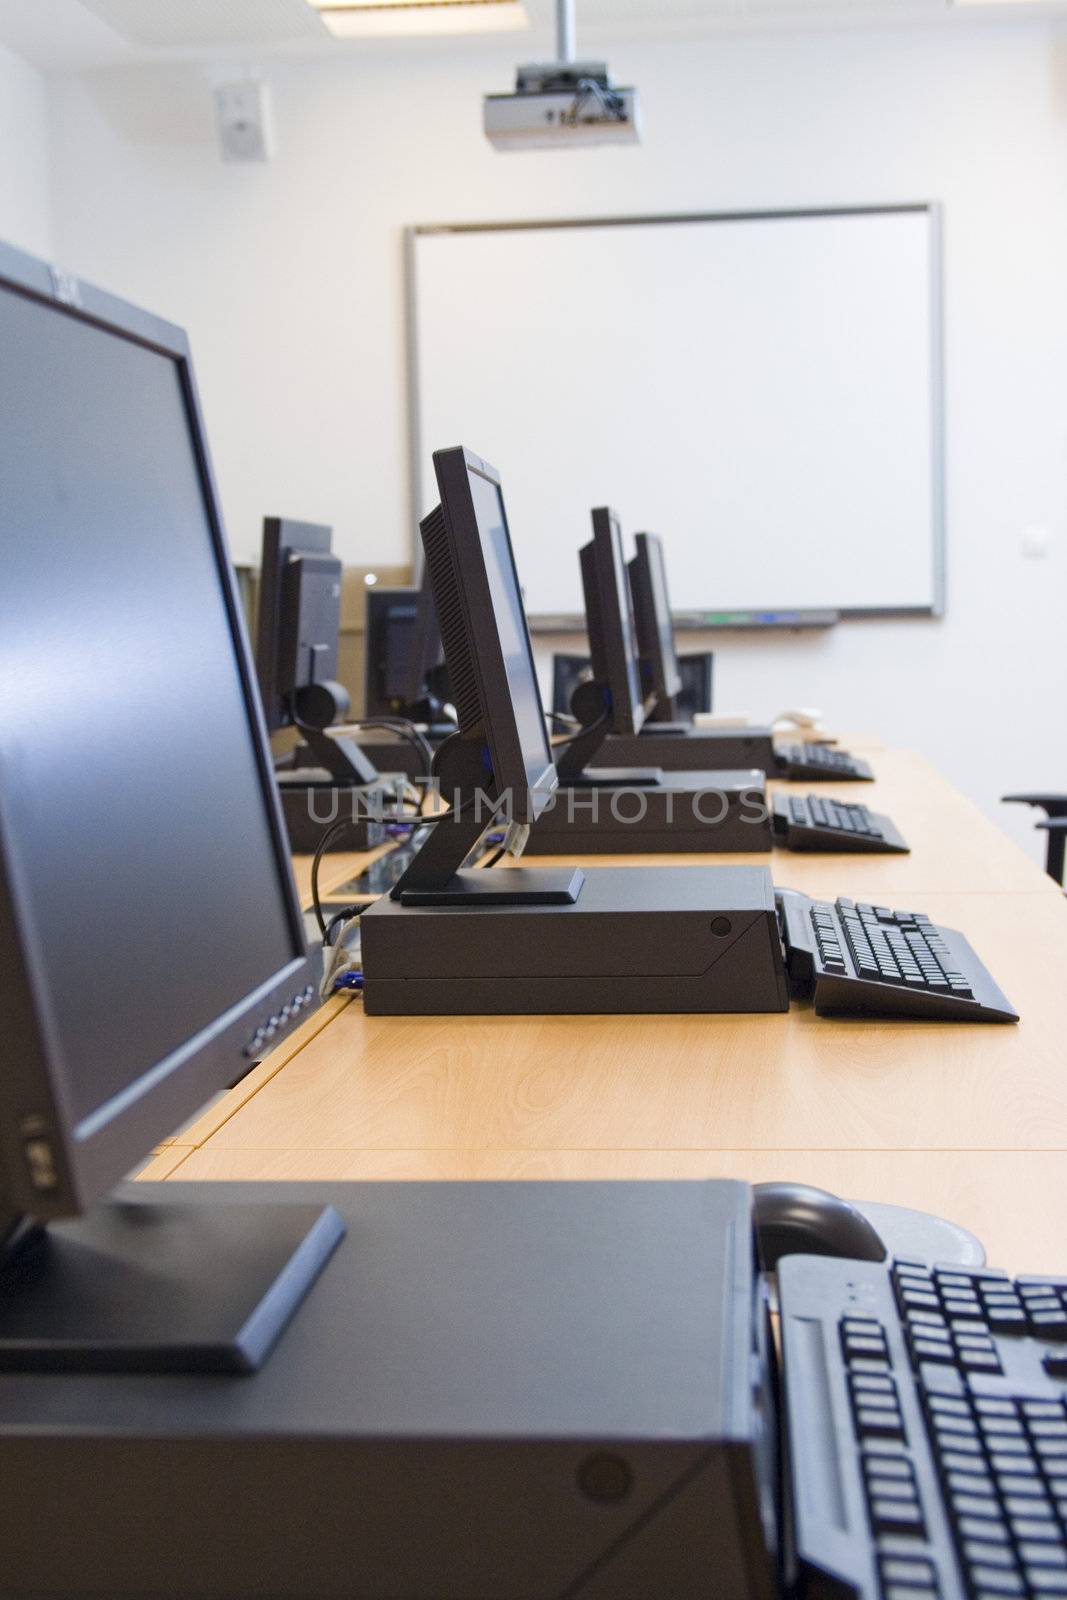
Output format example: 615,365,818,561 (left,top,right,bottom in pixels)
0,239,314,1222
631,531,684,704
586,507,650,737
432,446,557,823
